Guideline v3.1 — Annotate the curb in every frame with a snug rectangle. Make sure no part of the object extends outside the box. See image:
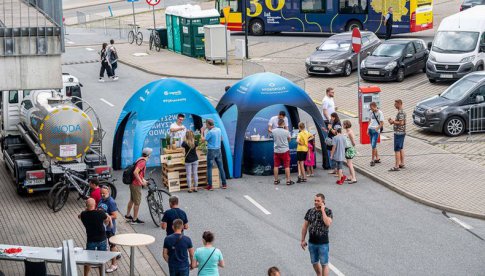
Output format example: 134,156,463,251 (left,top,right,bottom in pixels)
314,147,485,220
118,59,243,81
